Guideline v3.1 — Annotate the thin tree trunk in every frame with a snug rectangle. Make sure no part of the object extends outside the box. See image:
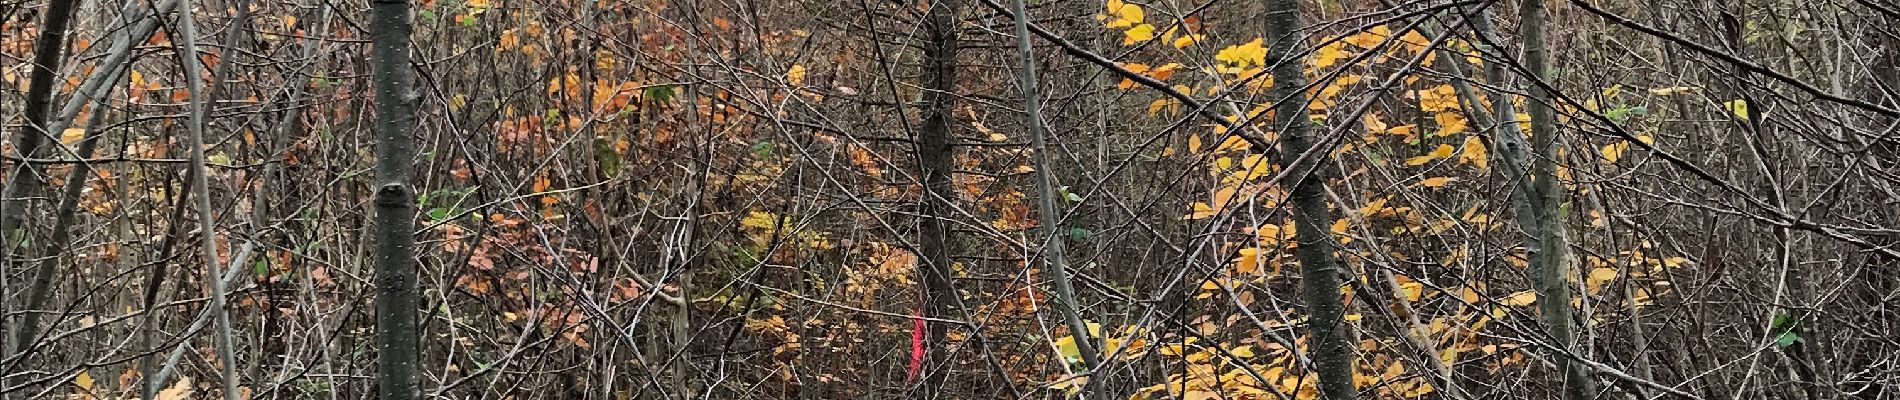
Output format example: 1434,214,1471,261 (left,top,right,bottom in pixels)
0,0,76,244
1517,0,1594,398
912,0,960,395
1260,0,1355,397
9,72,117,362
1002,0,1101,397
0,0,79,373
368,0,423,397
171,3,243,397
